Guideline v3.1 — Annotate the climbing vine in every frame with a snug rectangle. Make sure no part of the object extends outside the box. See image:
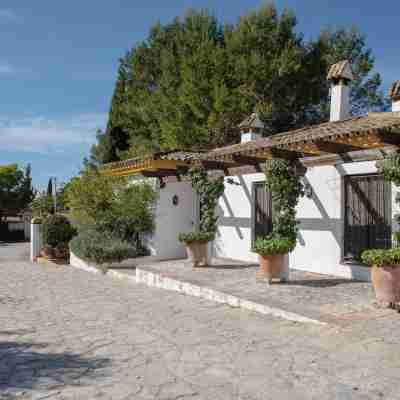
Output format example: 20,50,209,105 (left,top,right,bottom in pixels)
179,166,225,243
377,153,400,186
264,159,304,245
